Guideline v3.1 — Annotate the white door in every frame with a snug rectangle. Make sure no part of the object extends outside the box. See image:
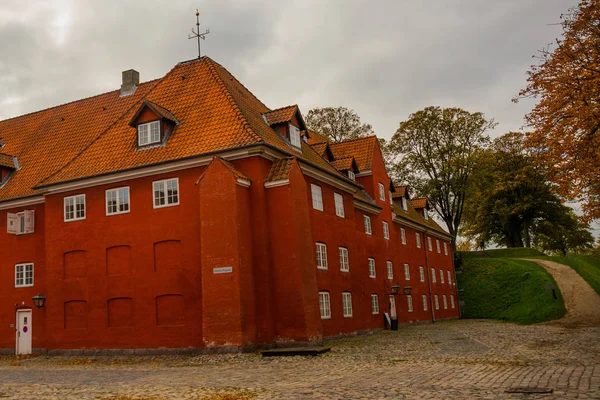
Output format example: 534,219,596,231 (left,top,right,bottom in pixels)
389,296,397,319
16,310,32,355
